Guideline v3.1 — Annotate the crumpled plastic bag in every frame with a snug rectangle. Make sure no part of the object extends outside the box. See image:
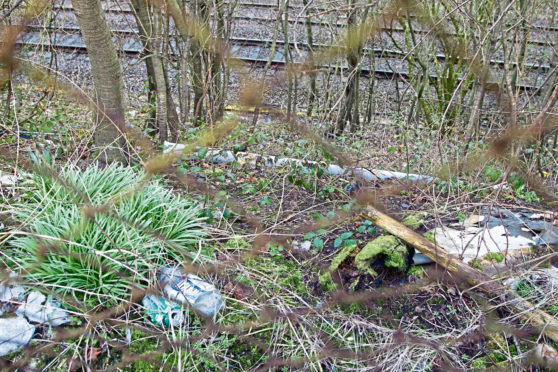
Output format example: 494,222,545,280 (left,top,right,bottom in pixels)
16,292,71,327
0,316,34,356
